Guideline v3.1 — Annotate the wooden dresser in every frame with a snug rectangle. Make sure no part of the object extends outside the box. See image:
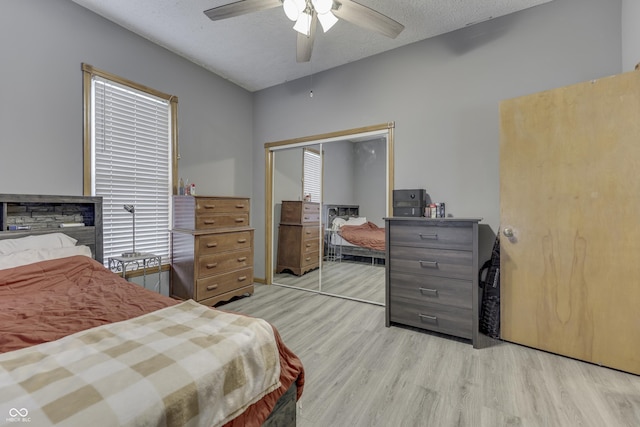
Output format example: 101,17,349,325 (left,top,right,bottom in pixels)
171,196,254,306
385,217,481,347
276,201,321,276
